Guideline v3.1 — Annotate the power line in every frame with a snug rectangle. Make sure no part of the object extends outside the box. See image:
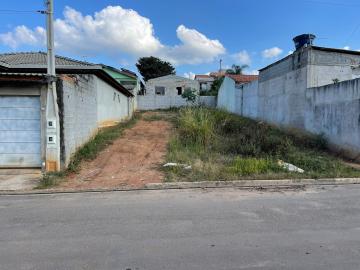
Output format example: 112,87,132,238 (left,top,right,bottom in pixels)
0,9,43,14
345,23,360,45
303,0,360,7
